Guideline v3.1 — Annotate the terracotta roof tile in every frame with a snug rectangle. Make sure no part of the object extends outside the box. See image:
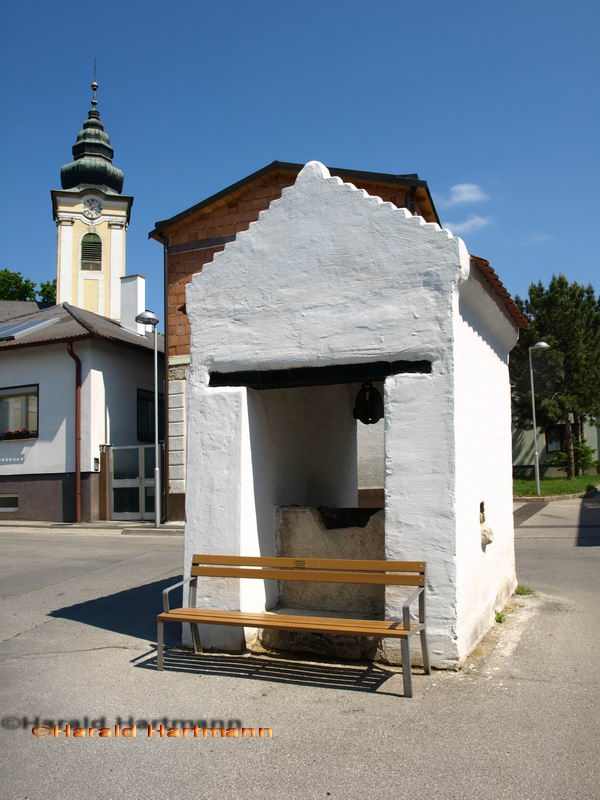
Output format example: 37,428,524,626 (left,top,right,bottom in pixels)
470,255,529,329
